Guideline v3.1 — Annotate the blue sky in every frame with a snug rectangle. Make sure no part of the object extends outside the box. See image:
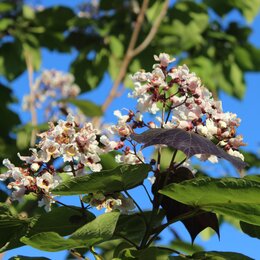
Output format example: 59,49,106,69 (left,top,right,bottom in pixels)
2,1,260,259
